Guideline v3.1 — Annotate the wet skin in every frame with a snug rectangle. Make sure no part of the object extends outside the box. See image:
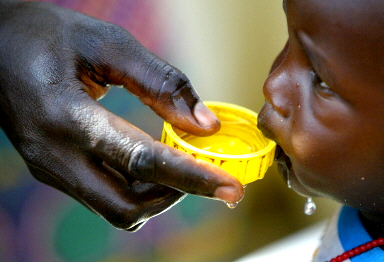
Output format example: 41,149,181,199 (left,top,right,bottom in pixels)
0,1,244,231
257,0,384,238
